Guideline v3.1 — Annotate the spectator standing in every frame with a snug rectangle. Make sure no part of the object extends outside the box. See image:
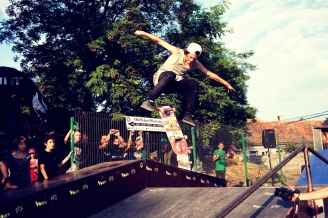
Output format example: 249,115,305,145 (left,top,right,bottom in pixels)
38,135,72,180
111,130,128,161
177,146,193,170
64,129,86,169
150,138,174,165
213,142,229,179
98,129,127,162
227,140,242,158
28,148,38,182
1,152,17,190
202,145,214,174
5,136,31,187
127,130,144,160
98,130,112,163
